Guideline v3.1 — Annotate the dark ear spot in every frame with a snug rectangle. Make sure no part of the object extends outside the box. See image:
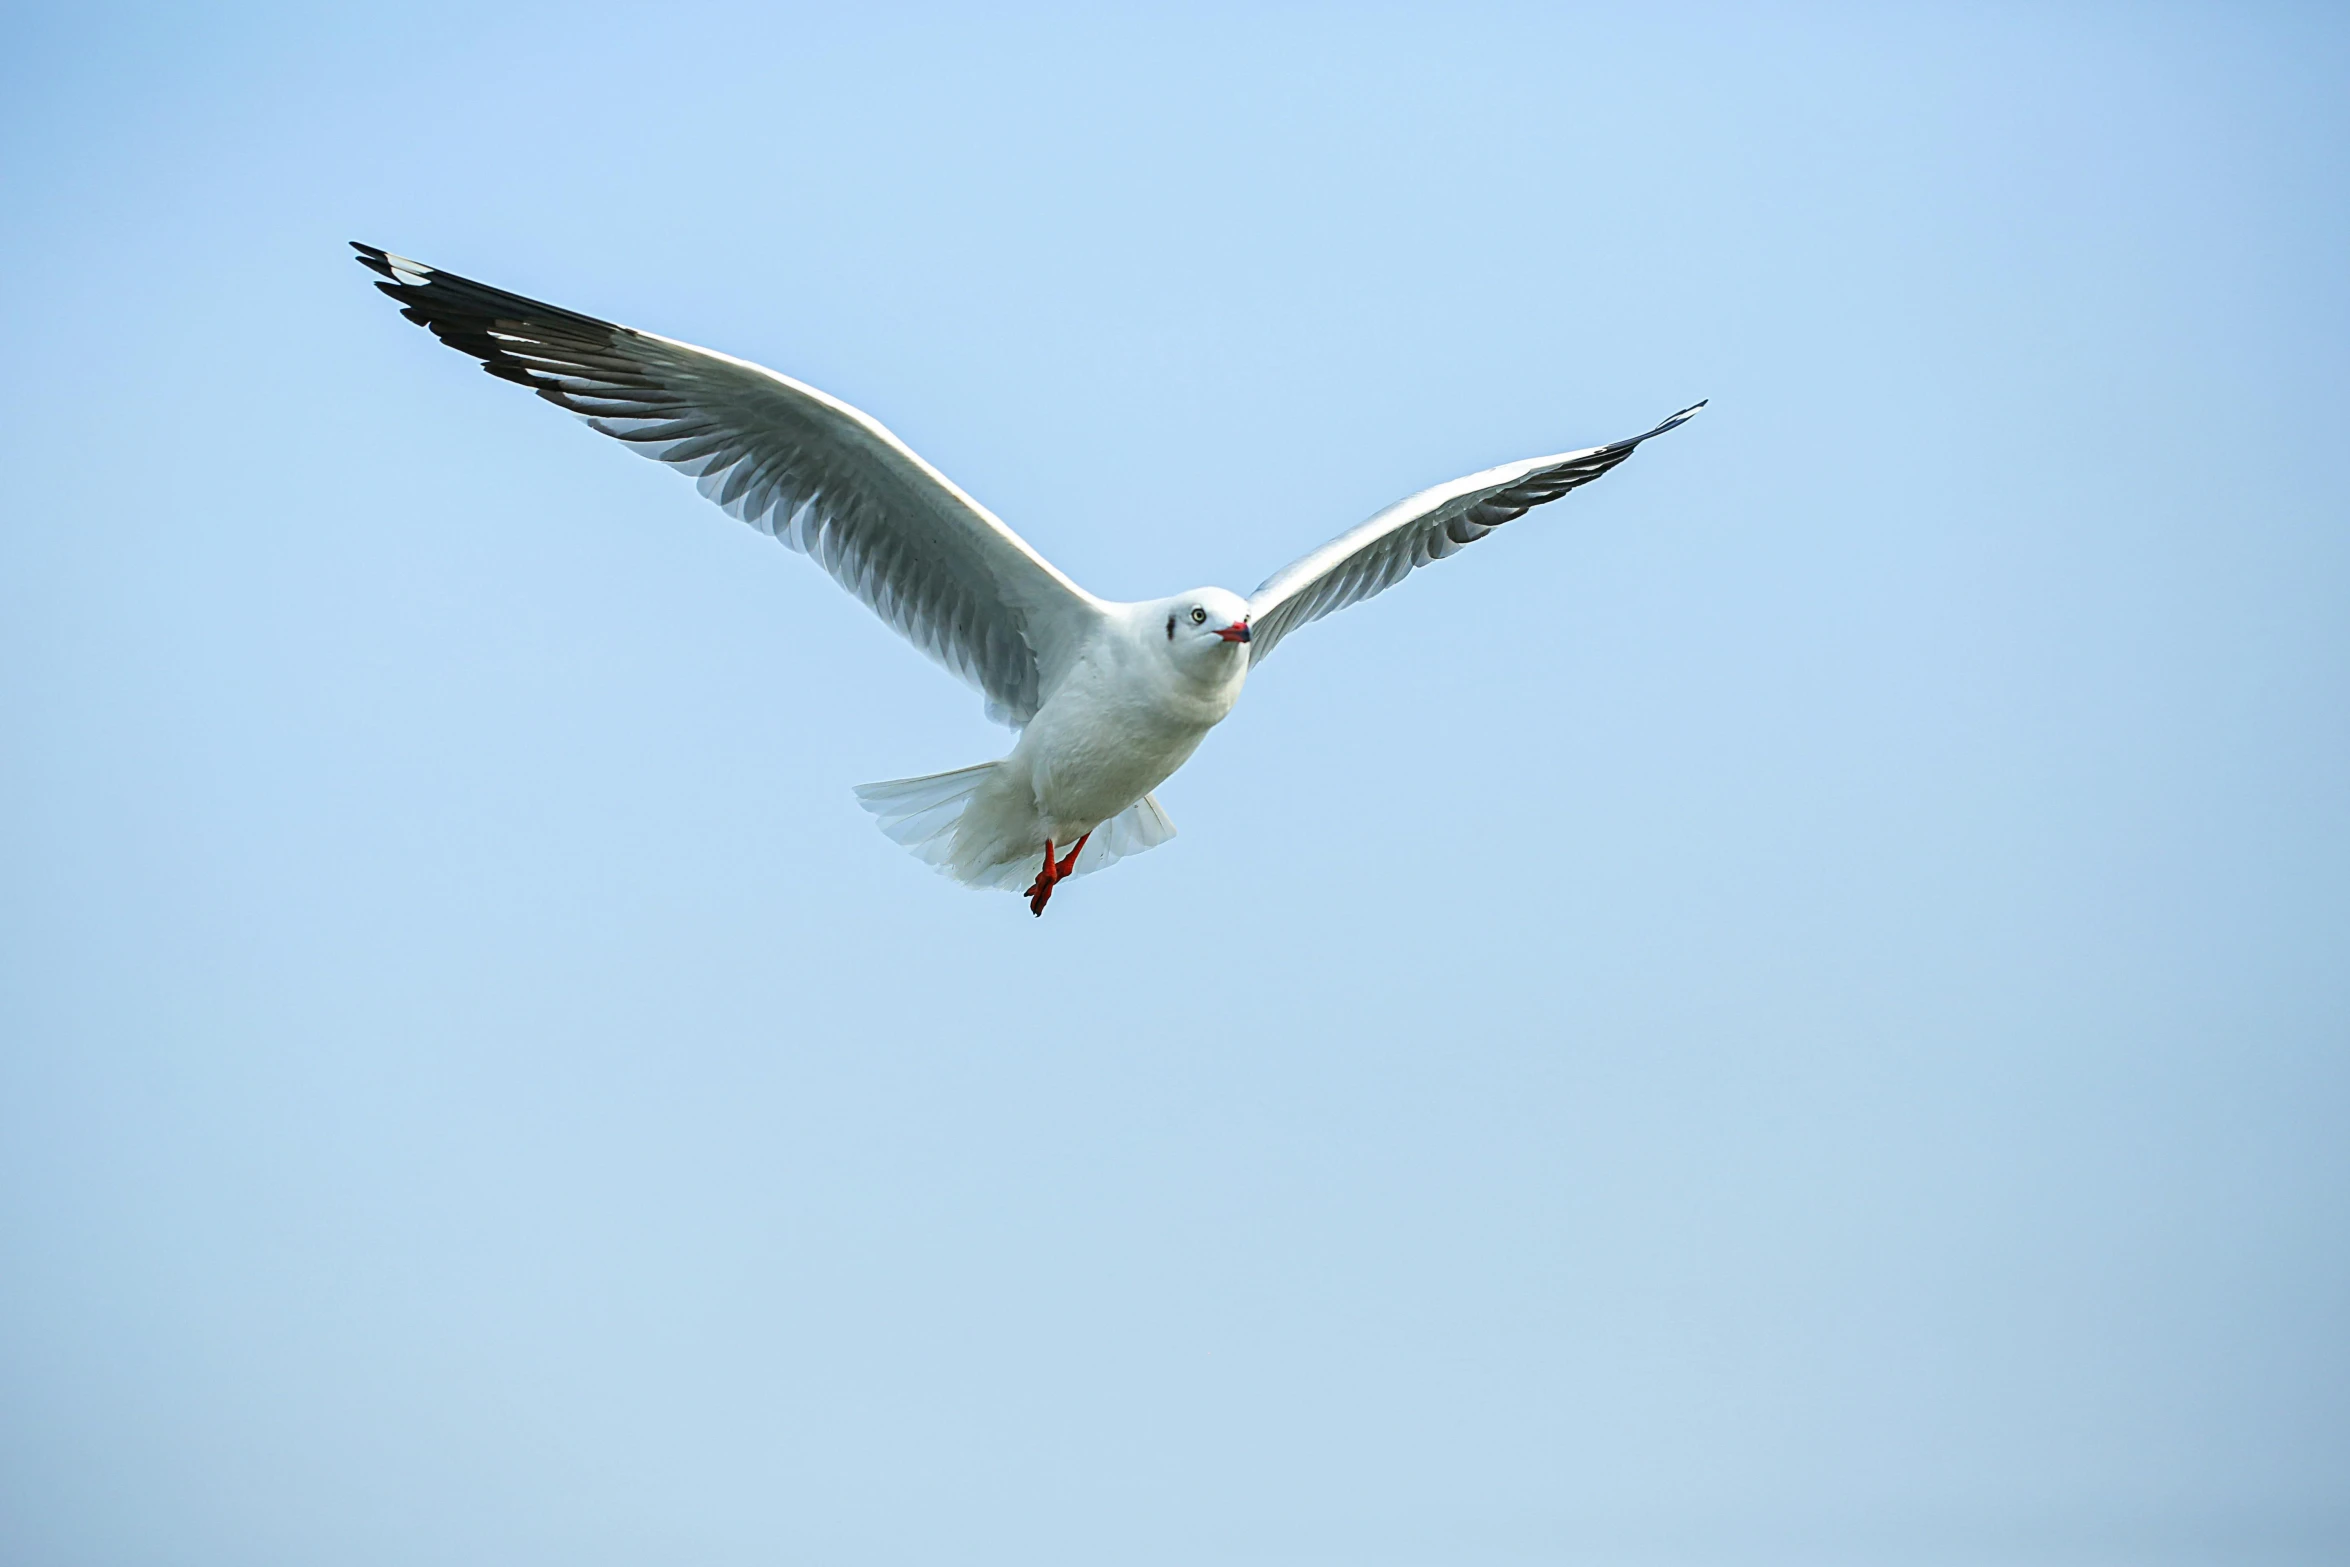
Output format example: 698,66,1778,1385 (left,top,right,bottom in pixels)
1166,613,1176,641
